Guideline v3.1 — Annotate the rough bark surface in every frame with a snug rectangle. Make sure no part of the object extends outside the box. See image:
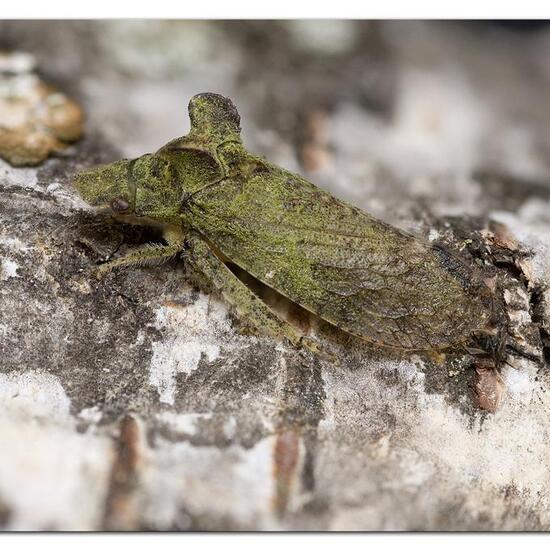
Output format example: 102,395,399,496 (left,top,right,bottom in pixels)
1,21,550,531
